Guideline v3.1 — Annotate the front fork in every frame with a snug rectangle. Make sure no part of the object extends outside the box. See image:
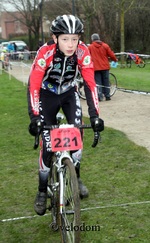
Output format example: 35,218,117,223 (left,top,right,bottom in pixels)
49,152,73,227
